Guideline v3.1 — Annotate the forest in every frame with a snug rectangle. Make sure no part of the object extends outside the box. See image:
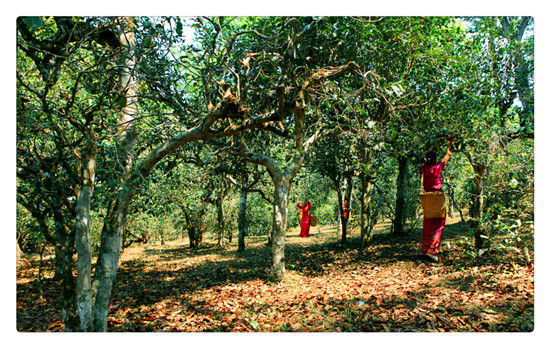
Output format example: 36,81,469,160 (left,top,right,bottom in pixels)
16,16,534,333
